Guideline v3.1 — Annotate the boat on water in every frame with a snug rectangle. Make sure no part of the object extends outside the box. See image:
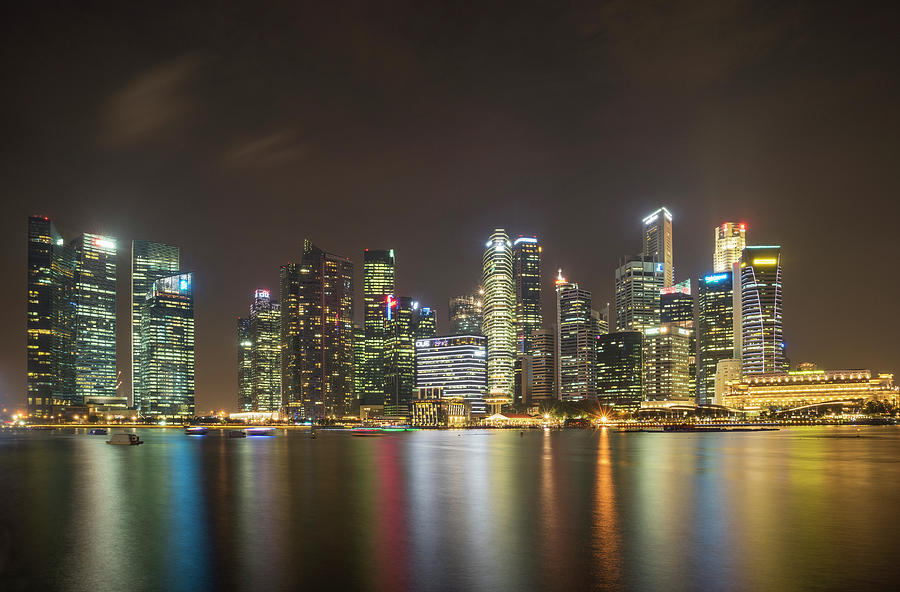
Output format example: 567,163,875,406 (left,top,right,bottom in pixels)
107,433,143,446
227,430,247,438
245,427,275,436
351,428,384,437
184,426,209,435
380,426,418,432
88,428,108,436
